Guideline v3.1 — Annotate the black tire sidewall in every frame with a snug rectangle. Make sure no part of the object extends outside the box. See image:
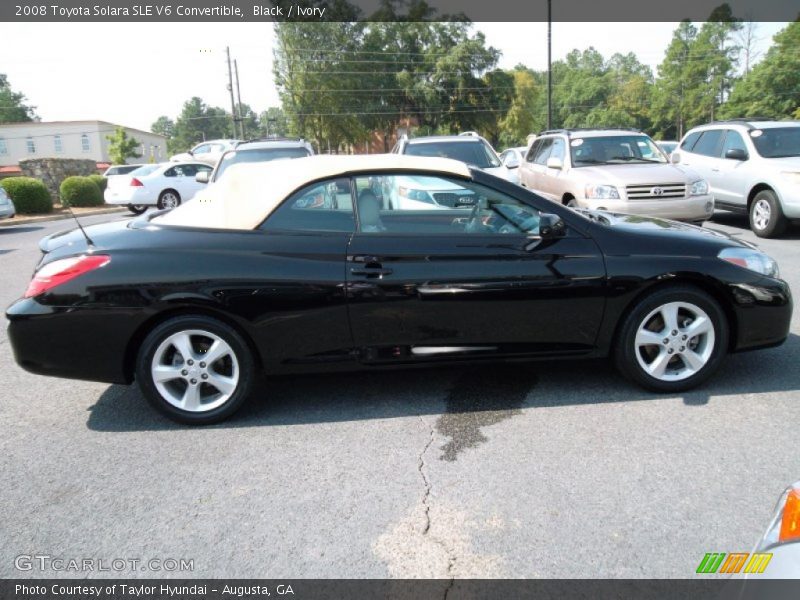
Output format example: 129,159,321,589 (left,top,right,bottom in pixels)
128,204,147,215
750,190,786,238
136,316,254,424
614,286,729,393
